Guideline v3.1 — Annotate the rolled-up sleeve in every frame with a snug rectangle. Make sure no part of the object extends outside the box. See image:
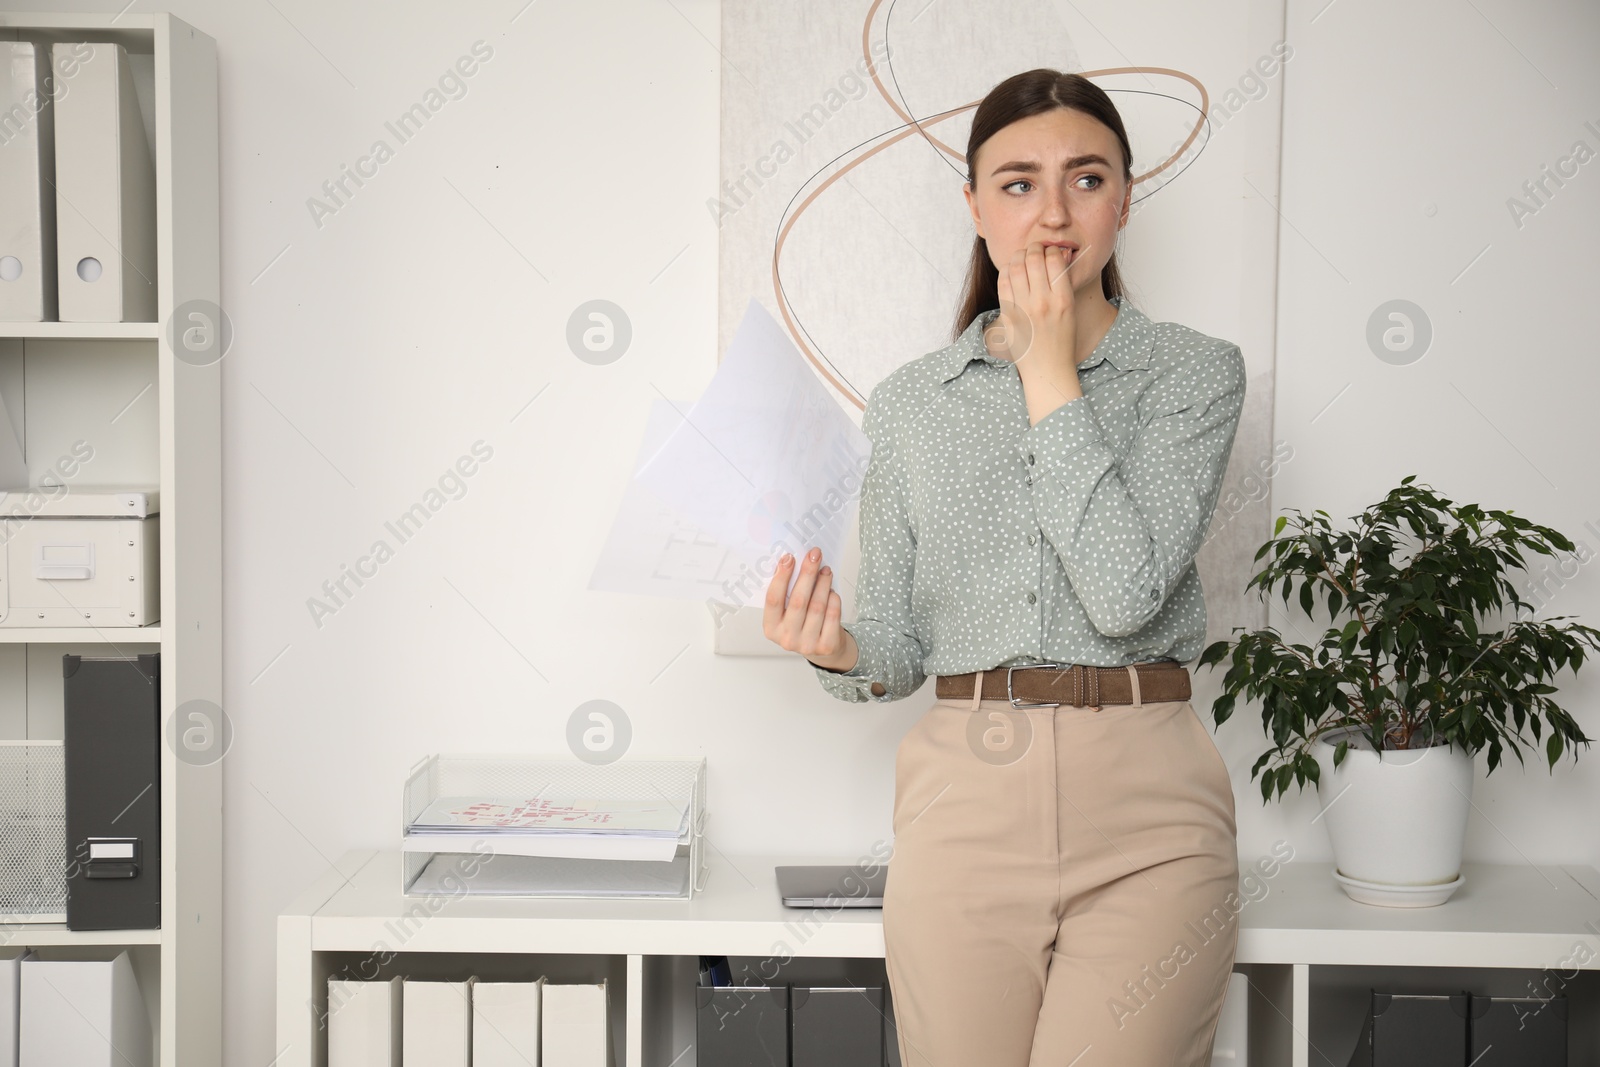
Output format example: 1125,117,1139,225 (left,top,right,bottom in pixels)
812,386,927,703
1018,342,1246,638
